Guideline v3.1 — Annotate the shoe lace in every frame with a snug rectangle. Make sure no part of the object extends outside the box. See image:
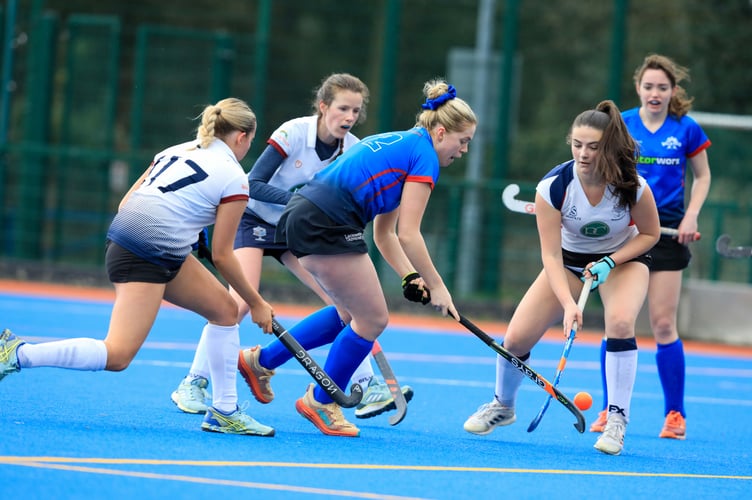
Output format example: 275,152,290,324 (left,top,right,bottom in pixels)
665,411,684,427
